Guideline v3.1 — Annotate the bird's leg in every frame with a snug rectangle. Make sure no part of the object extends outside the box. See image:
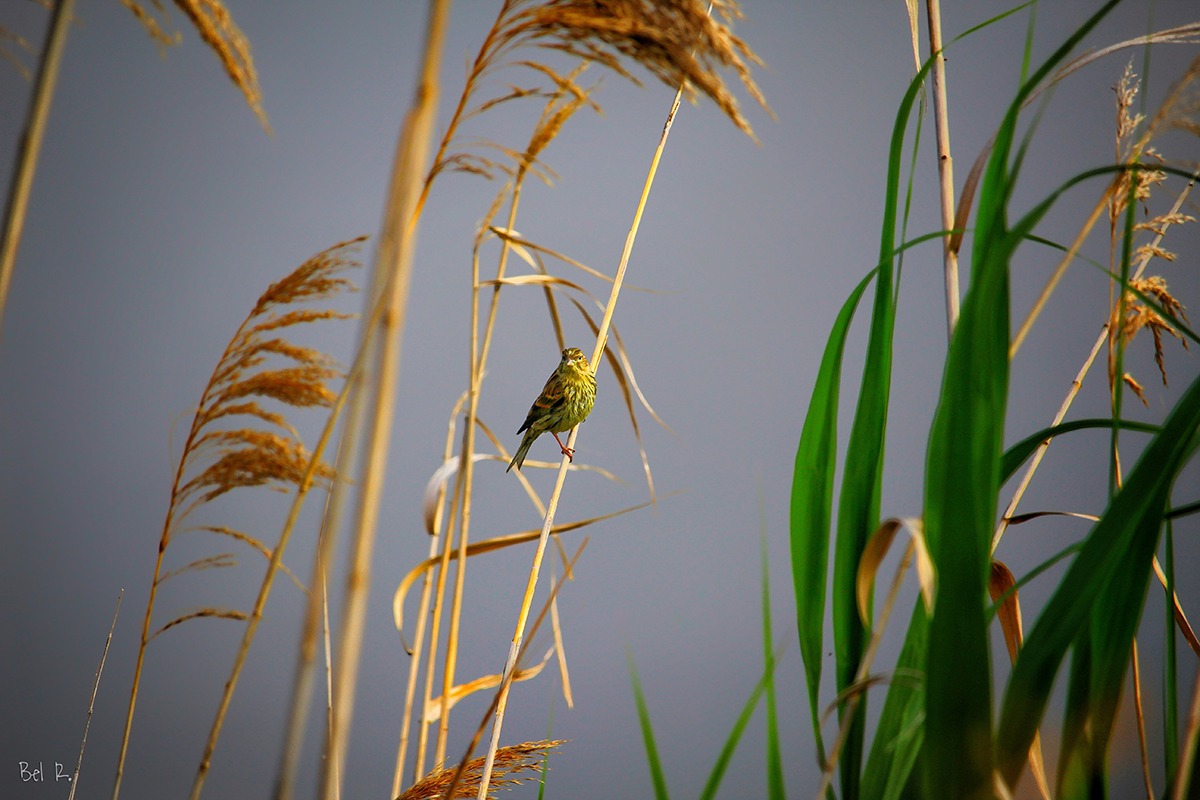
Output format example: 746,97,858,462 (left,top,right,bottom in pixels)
551,431,575,462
